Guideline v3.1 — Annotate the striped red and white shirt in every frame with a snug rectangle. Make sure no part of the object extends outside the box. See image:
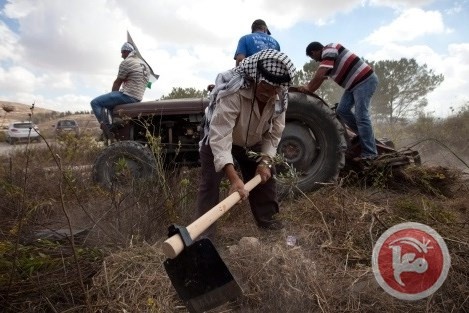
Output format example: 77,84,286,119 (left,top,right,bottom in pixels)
319,43,374,90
